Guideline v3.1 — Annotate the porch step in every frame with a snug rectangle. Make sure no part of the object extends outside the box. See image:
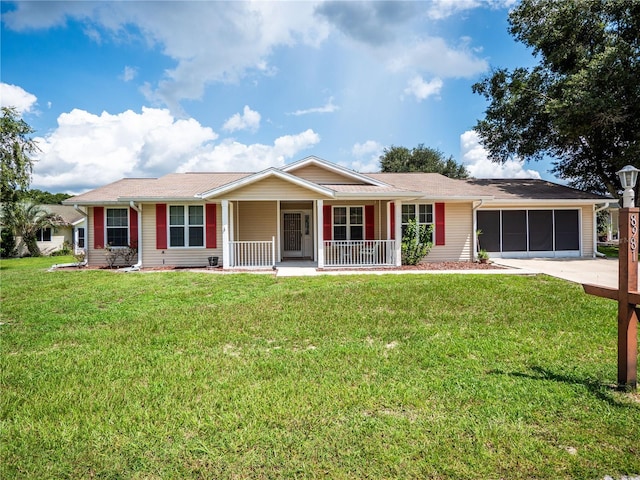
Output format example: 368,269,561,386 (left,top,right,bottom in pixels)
276,267,318,277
